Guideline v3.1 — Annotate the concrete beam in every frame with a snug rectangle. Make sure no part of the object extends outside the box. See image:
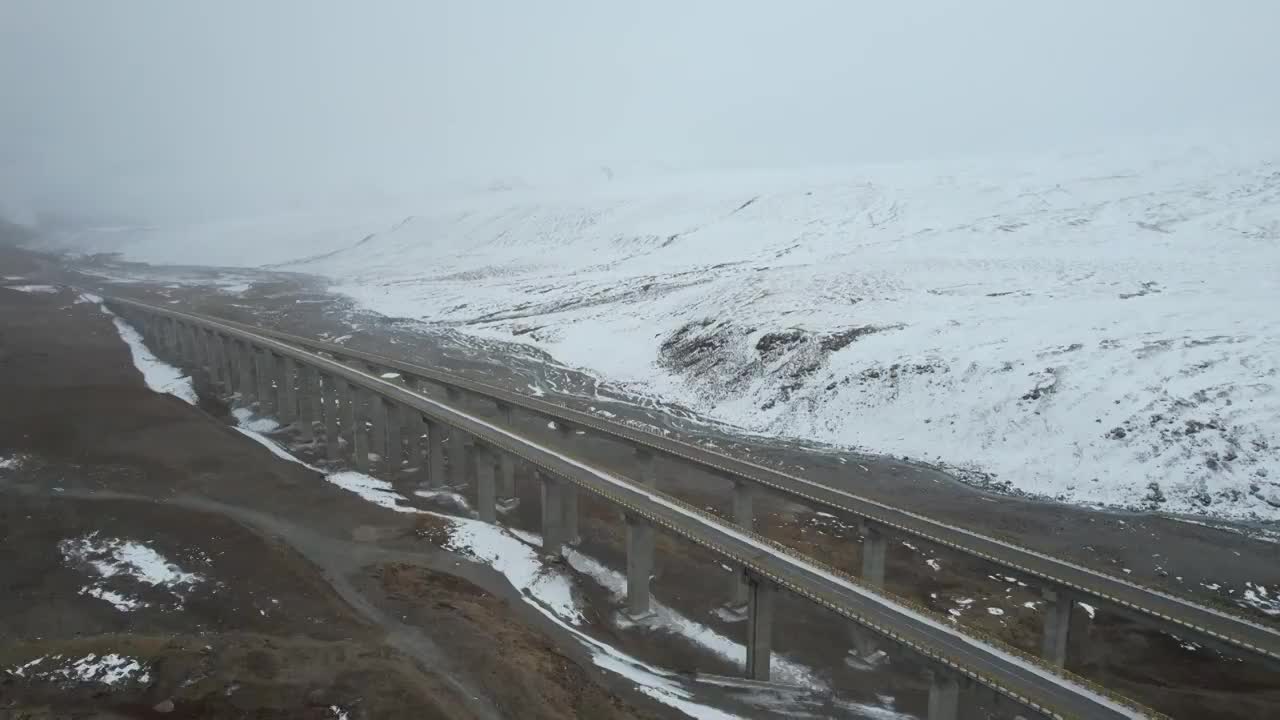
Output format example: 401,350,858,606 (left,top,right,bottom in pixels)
625,513,656,619
278,355,298,425
383,400,402,474
475,443,497,523
539,471,565,558
927,670,960,720
859,519,887,588
322,374,341,460
1041,587,1072,667
352,384,371,472
745,573,776,681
